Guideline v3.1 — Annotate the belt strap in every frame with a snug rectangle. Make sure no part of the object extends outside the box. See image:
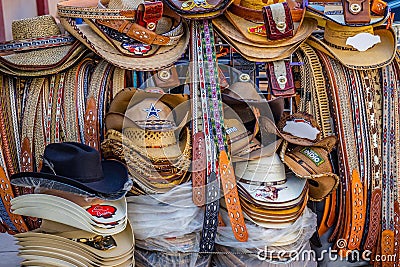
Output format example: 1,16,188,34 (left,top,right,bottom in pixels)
0,35,75,53
201,20,248,243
